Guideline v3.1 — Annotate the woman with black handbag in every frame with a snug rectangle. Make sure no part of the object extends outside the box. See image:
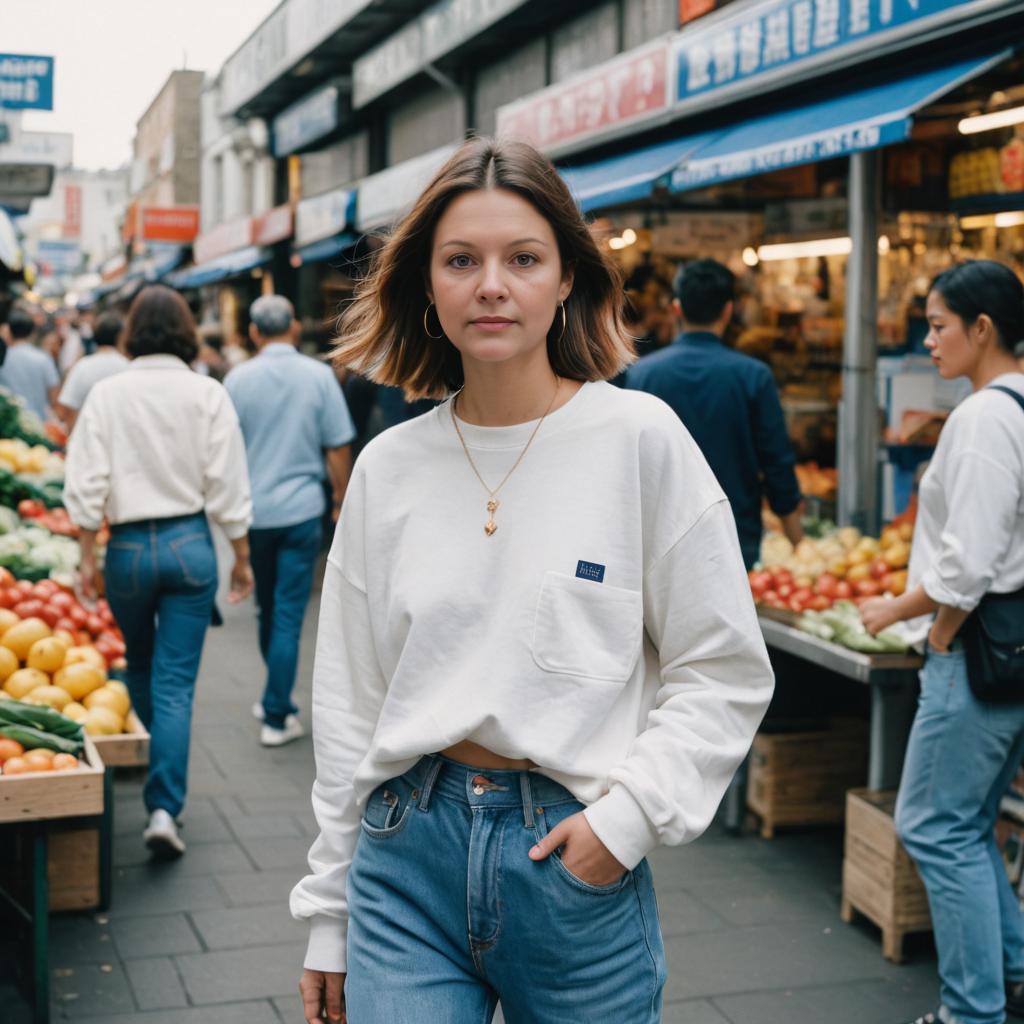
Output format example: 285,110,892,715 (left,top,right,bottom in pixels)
860,259,1024,1024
